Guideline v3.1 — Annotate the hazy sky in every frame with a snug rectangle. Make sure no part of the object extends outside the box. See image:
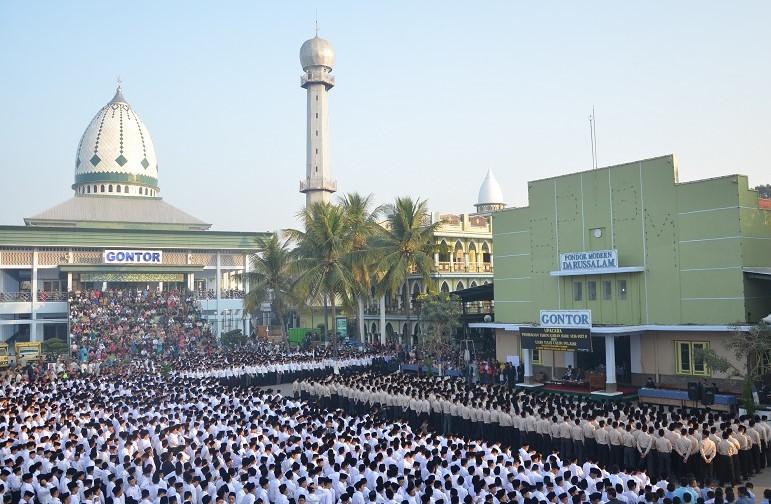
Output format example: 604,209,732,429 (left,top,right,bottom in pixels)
1,2,770,232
